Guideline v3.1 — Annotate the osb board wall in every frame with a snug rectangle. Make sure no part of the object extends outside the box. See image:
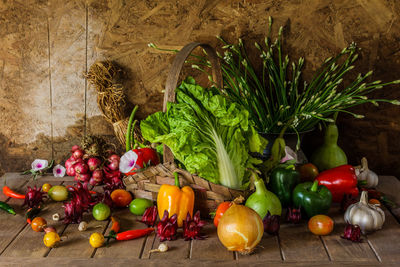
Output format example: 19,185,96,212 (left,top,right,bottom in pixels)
0,0,399,177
